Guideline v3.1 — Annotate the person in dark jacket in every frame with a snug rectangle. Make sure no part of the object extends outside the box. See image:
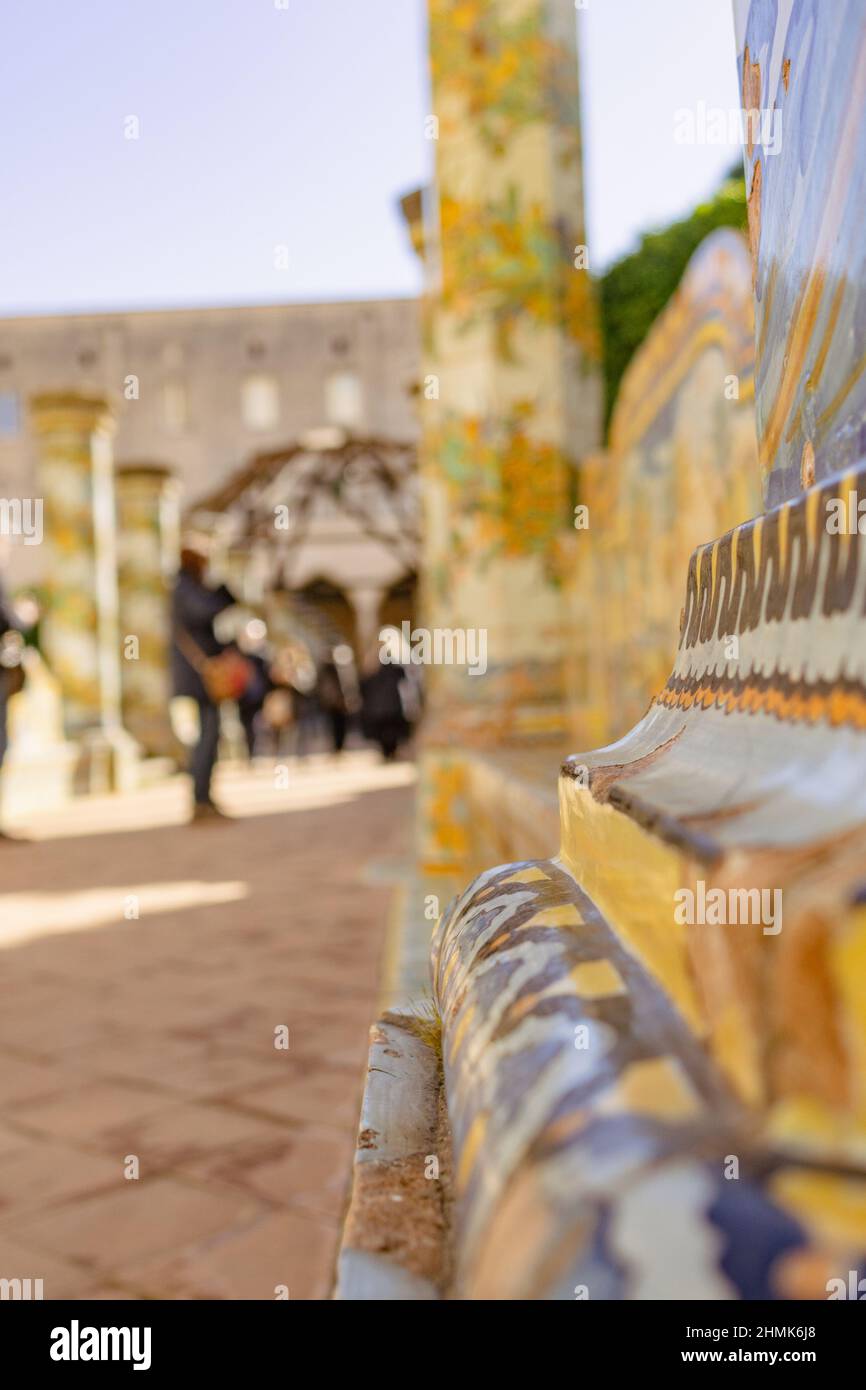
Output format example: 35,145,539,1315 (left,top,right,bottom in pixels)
360,661,411,760
237,650,271,759
316,655,349,754
171,546,236,821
